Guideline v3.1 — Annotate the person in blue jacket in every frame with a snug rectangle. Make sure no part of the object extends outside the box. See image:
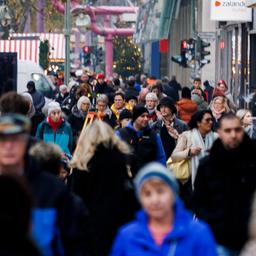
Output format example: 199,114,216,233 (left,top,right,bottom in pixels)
116,105,166,176
36,101,73,157
111,162,217,256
